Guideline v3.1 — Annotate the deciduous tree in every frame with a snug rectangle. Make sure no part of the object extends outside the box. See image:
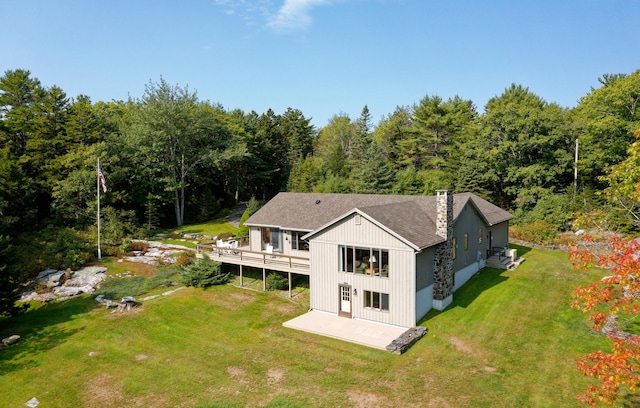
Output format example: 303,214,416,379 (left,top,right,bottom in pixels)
572,70,640,189
601,129,640,228
570,236,640,405
123,78,240,226
460,84,573,209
